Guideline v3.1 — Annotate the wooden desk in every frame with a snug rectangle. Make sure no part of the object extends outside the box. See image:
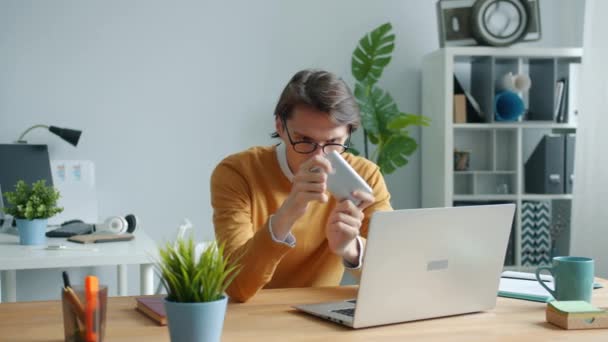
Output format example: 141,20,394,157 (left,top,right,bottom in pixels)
1,279,607,341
